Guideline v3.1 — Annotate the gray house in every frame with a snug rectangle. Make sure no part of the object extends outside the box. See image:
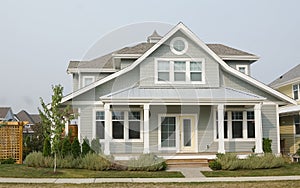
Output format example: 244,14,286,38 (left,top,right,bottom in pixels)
0,107,15,121
61,23,295,160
